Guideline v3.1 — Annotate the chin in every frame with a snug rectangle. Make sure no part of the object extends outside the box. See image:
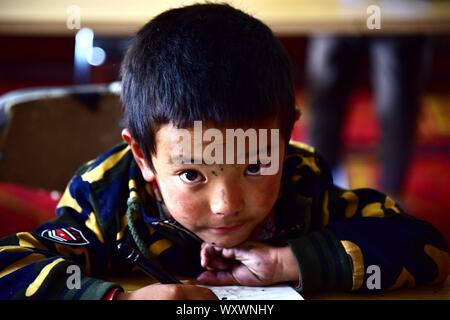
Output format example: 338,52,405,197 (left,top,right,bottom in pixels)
199,223,257,247
210,234,249,248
